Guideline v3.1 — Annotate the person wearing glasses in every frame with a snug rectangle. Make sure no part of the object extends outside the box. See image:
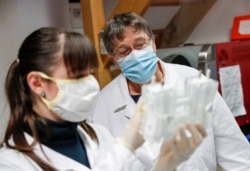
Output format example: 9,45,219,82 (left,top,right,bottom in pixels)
90,12,250,171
